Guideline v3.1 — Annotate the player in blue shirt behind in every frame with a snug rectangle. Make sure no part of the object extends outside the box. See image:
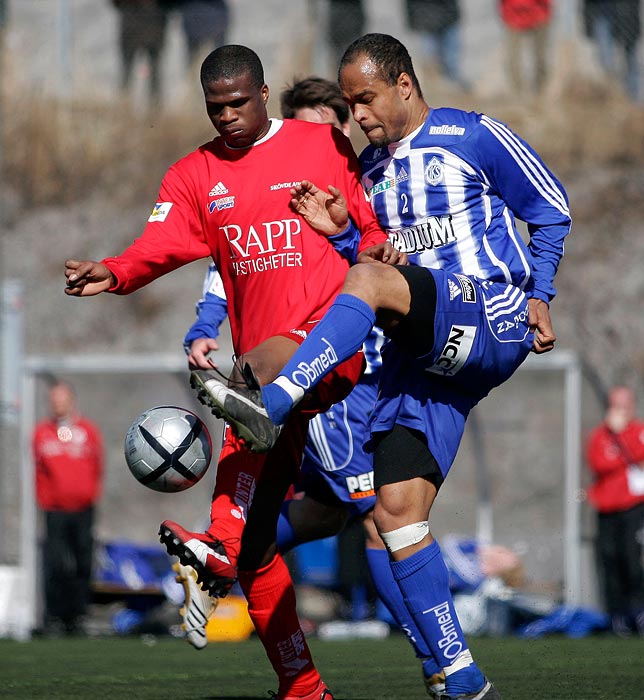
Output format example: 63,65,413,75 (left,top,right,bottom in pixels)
193,34,571,700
